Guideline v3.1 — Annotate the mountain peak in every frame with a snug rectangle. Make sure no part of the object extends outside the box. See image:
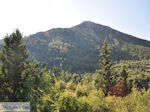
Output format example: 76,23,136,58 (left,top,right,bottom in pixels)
75,21,111,30
25,21,150,73
81,21,96,24
80,21,101,26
